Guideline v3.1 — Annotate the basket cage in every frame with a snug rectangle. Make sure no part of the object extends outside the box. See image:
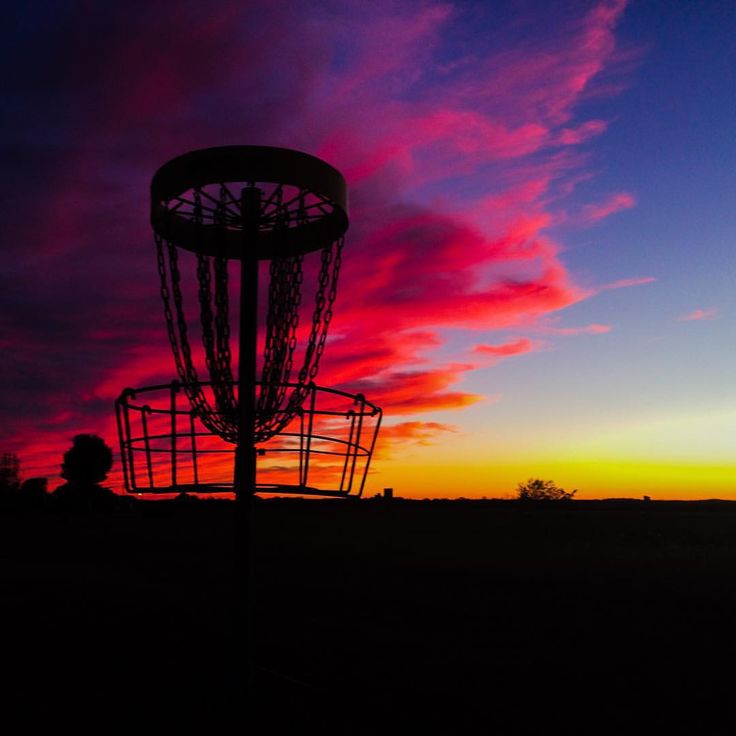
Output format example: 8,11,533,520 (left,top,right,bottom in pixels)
115,381,382,498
